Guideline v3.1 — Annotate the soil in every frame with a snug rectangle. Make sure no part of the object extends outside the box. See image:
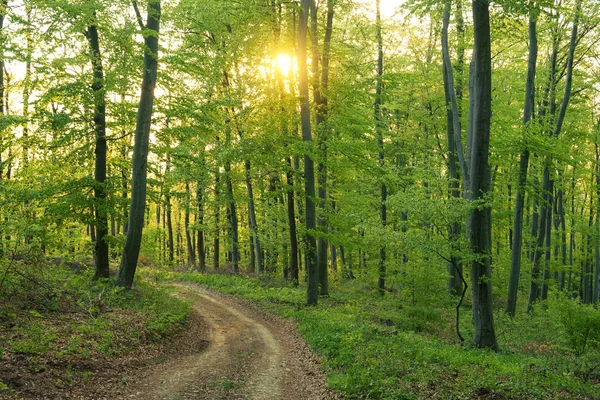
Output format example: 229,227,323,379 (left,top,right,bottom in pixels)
1,283,341,400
